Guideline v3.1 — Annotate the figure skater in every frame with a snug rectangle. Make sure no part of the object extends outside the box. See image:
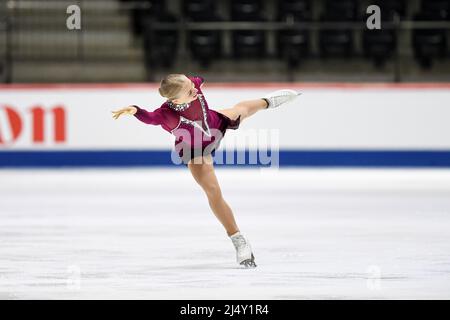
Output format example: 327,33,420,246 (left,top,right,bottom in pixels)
111,74,299,268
